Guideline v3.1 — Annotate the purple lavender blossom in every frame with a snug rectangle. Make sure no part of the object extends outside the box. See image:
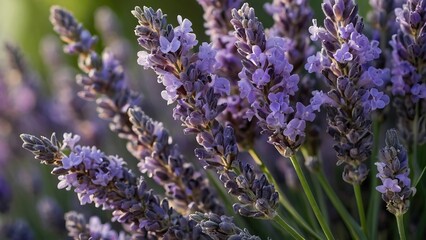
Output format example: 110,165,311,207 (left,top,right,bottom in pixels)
133,5,279,219
128,107,223,215
390,0,426,146
197,0,259,149
306,0,390,184
20,133,205,238
64,211,128,240
50,6,223,215
231,3,322,157
190,212,260,239
376,129,415,215
264,0,314,71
